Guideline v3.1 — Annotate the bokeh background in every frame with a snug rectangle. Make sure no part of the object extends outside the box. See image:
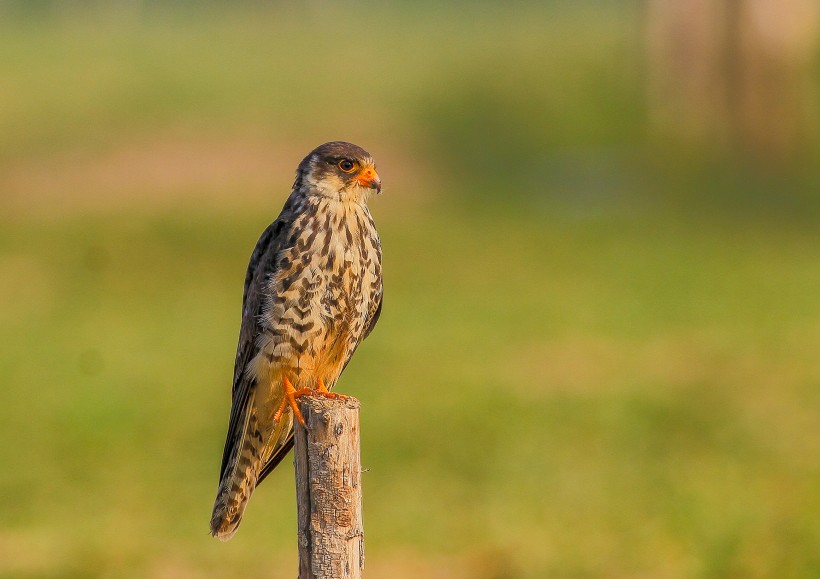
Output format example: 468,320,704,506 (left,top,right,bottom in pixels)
1,1,819,577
